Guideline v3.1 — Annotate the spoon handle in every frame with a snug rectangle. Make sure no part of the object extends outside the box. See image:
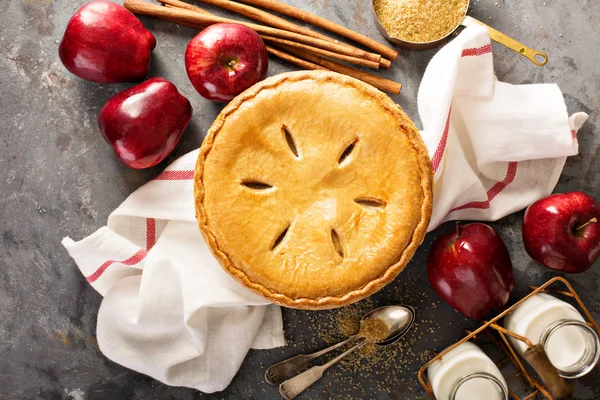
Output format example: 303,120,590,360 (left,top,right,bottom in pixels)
279,340,367,400
265,334,361,385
